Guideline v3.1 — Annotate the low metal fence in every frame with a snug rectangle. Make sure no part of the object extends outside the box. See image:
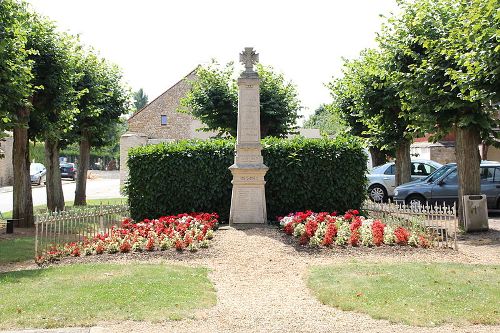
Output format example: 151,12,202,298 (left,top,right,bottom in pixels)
35,204,130,256
363,201,458,249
